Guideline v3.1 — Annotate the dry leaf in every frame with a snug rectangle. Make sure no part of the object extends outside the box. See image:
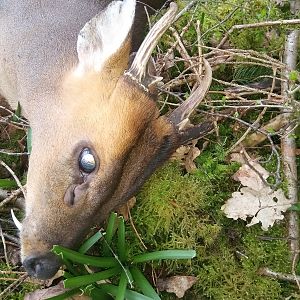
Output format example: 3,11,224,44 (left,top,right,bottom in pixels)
163,50,175,70
25,282,90,300
157,276,197,298
224,151,291,230
172,139,207,173
221,186,291,231
232,163,269,190
185,146,201,173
